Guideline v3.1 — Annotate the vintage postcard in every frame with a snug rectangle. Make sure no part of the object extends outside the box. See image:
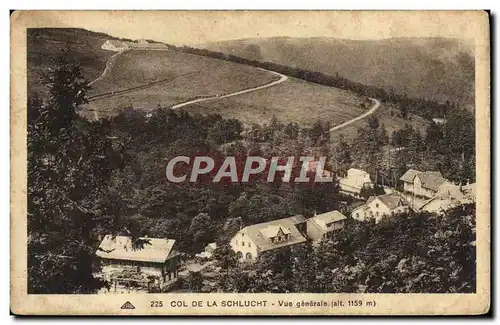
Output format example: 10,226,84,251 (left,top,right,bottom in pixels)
11,10,490,315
